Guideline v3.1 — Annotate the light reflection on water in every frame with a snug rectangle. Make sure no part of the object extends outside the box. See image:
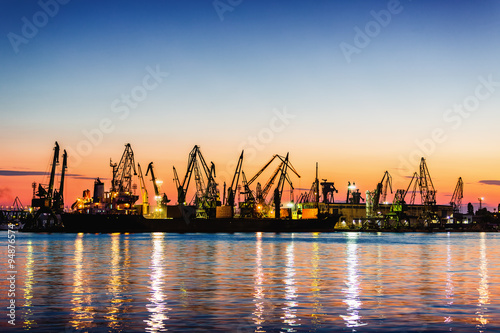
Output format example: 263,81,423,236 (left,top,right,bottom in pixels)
21,240,34,330
145,232,170,332
444,232,454,324
252,232,265,332
341,232,366,328
476,233,490,331
1,232,500,332
281,241,299,332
